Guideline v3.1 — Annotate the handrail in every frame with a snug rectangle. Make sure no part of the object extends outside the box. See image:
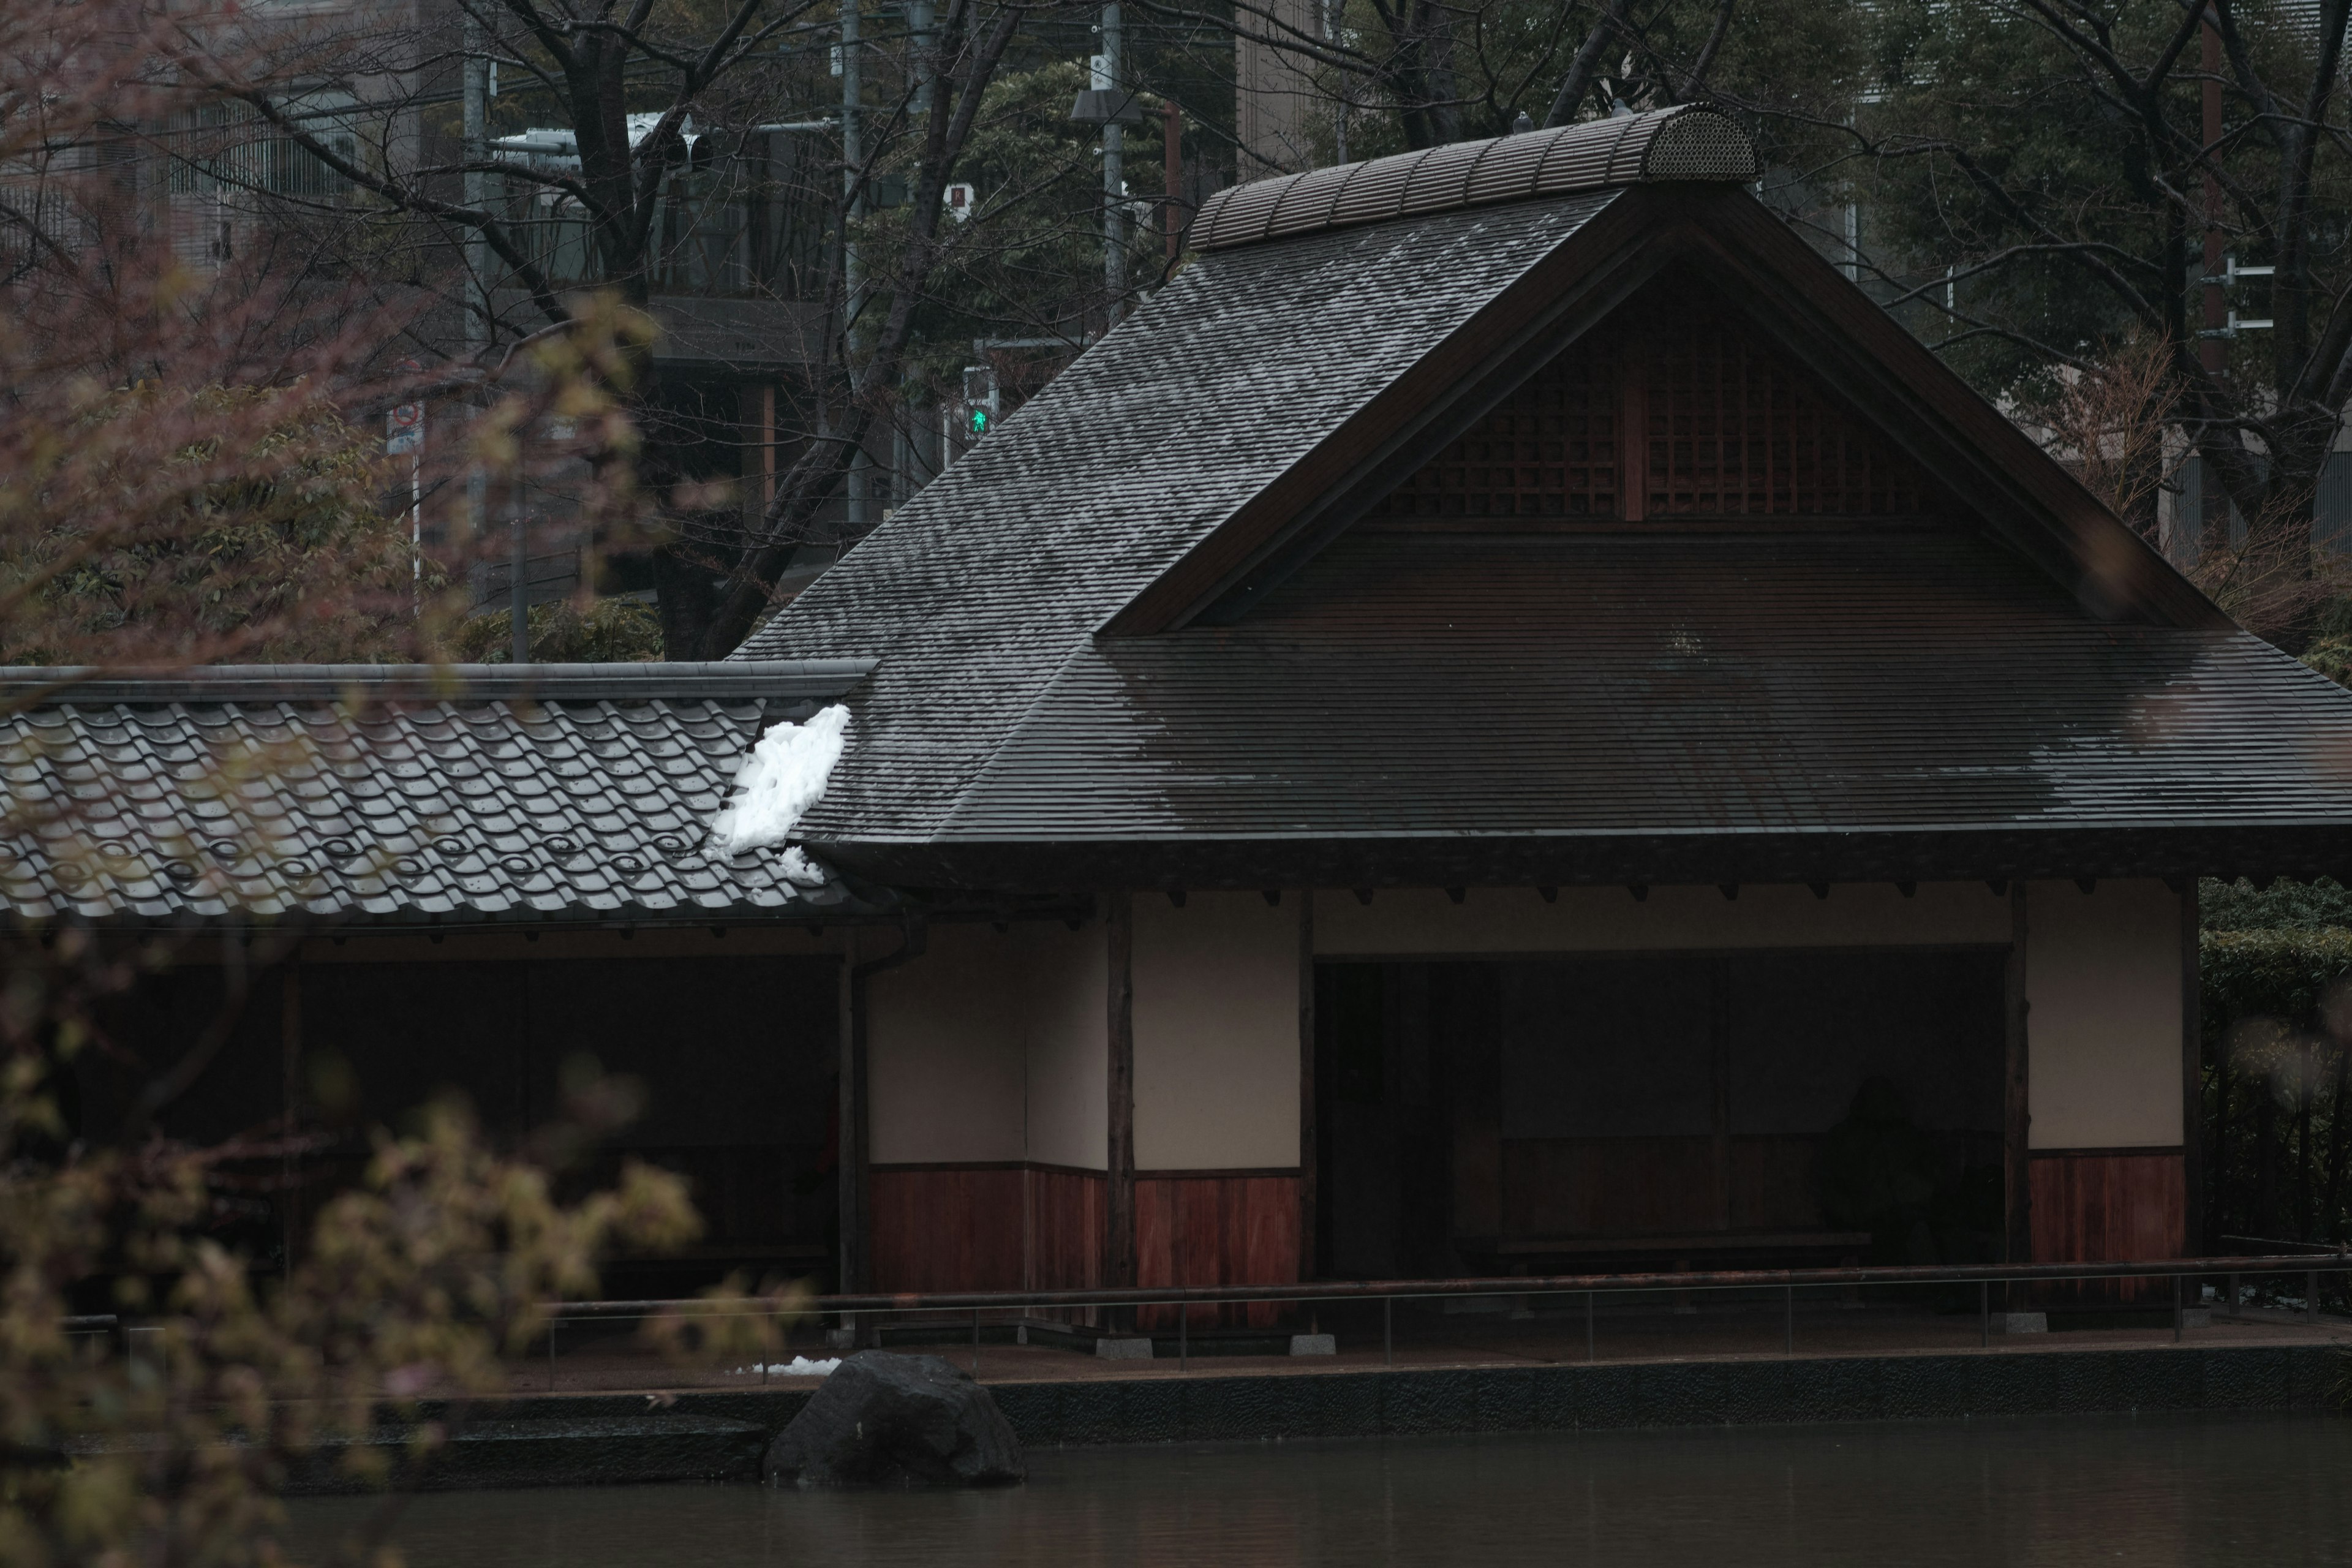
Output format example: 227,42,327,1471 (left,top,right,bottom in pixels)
545,1251,2352,1319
